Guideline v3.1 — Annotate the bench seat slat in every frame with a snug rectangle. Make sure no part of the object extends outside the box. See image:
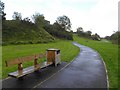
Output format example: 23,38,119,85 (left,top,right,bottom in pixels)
8,61,53,78
8,66,35,78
